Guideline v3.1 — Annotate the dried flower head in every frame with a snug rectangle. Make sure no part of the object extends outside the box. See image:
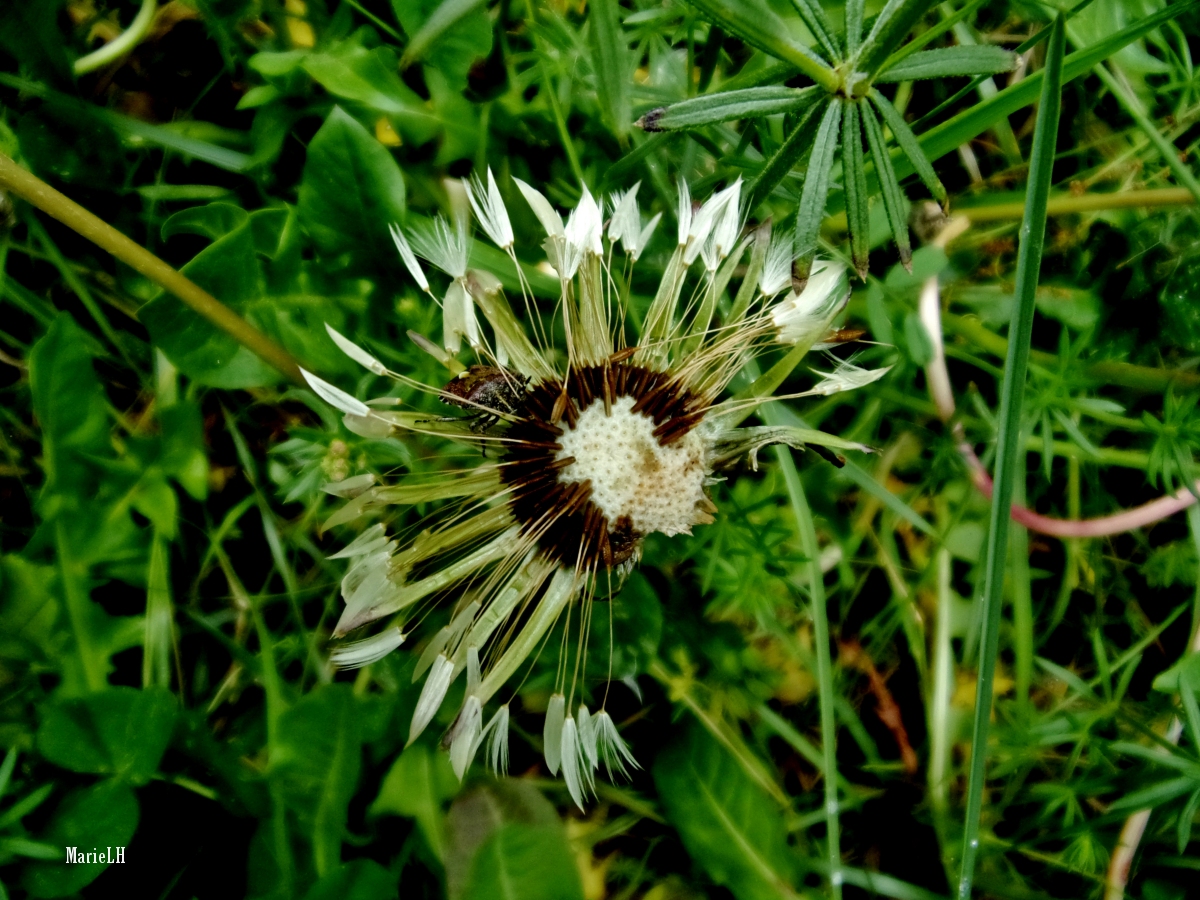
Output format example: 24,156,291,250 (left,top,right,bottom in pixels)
301,170,883,807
